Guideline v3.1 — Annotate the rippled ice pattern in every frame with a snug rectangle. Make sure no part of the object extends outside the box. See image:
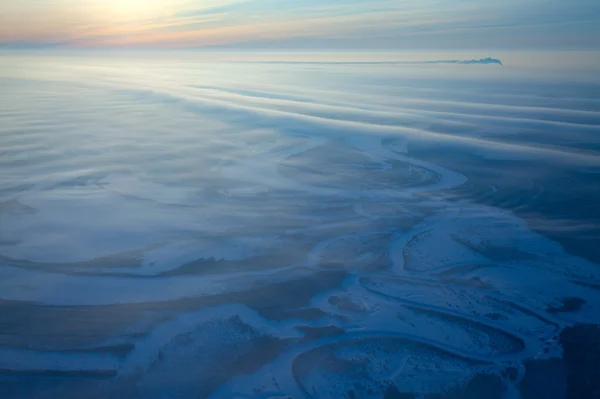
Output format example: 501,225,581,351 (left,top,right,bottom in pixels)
1,51,600,399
